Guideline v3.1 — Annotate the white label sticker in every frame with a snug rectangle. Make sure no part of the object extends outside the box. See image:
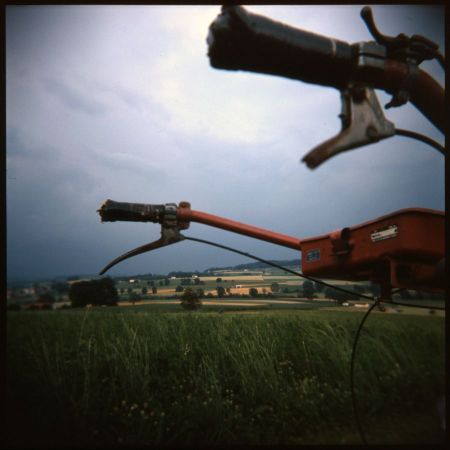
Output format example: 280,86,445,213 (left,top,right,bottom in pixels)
306,249,321,262
371,224,398,242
